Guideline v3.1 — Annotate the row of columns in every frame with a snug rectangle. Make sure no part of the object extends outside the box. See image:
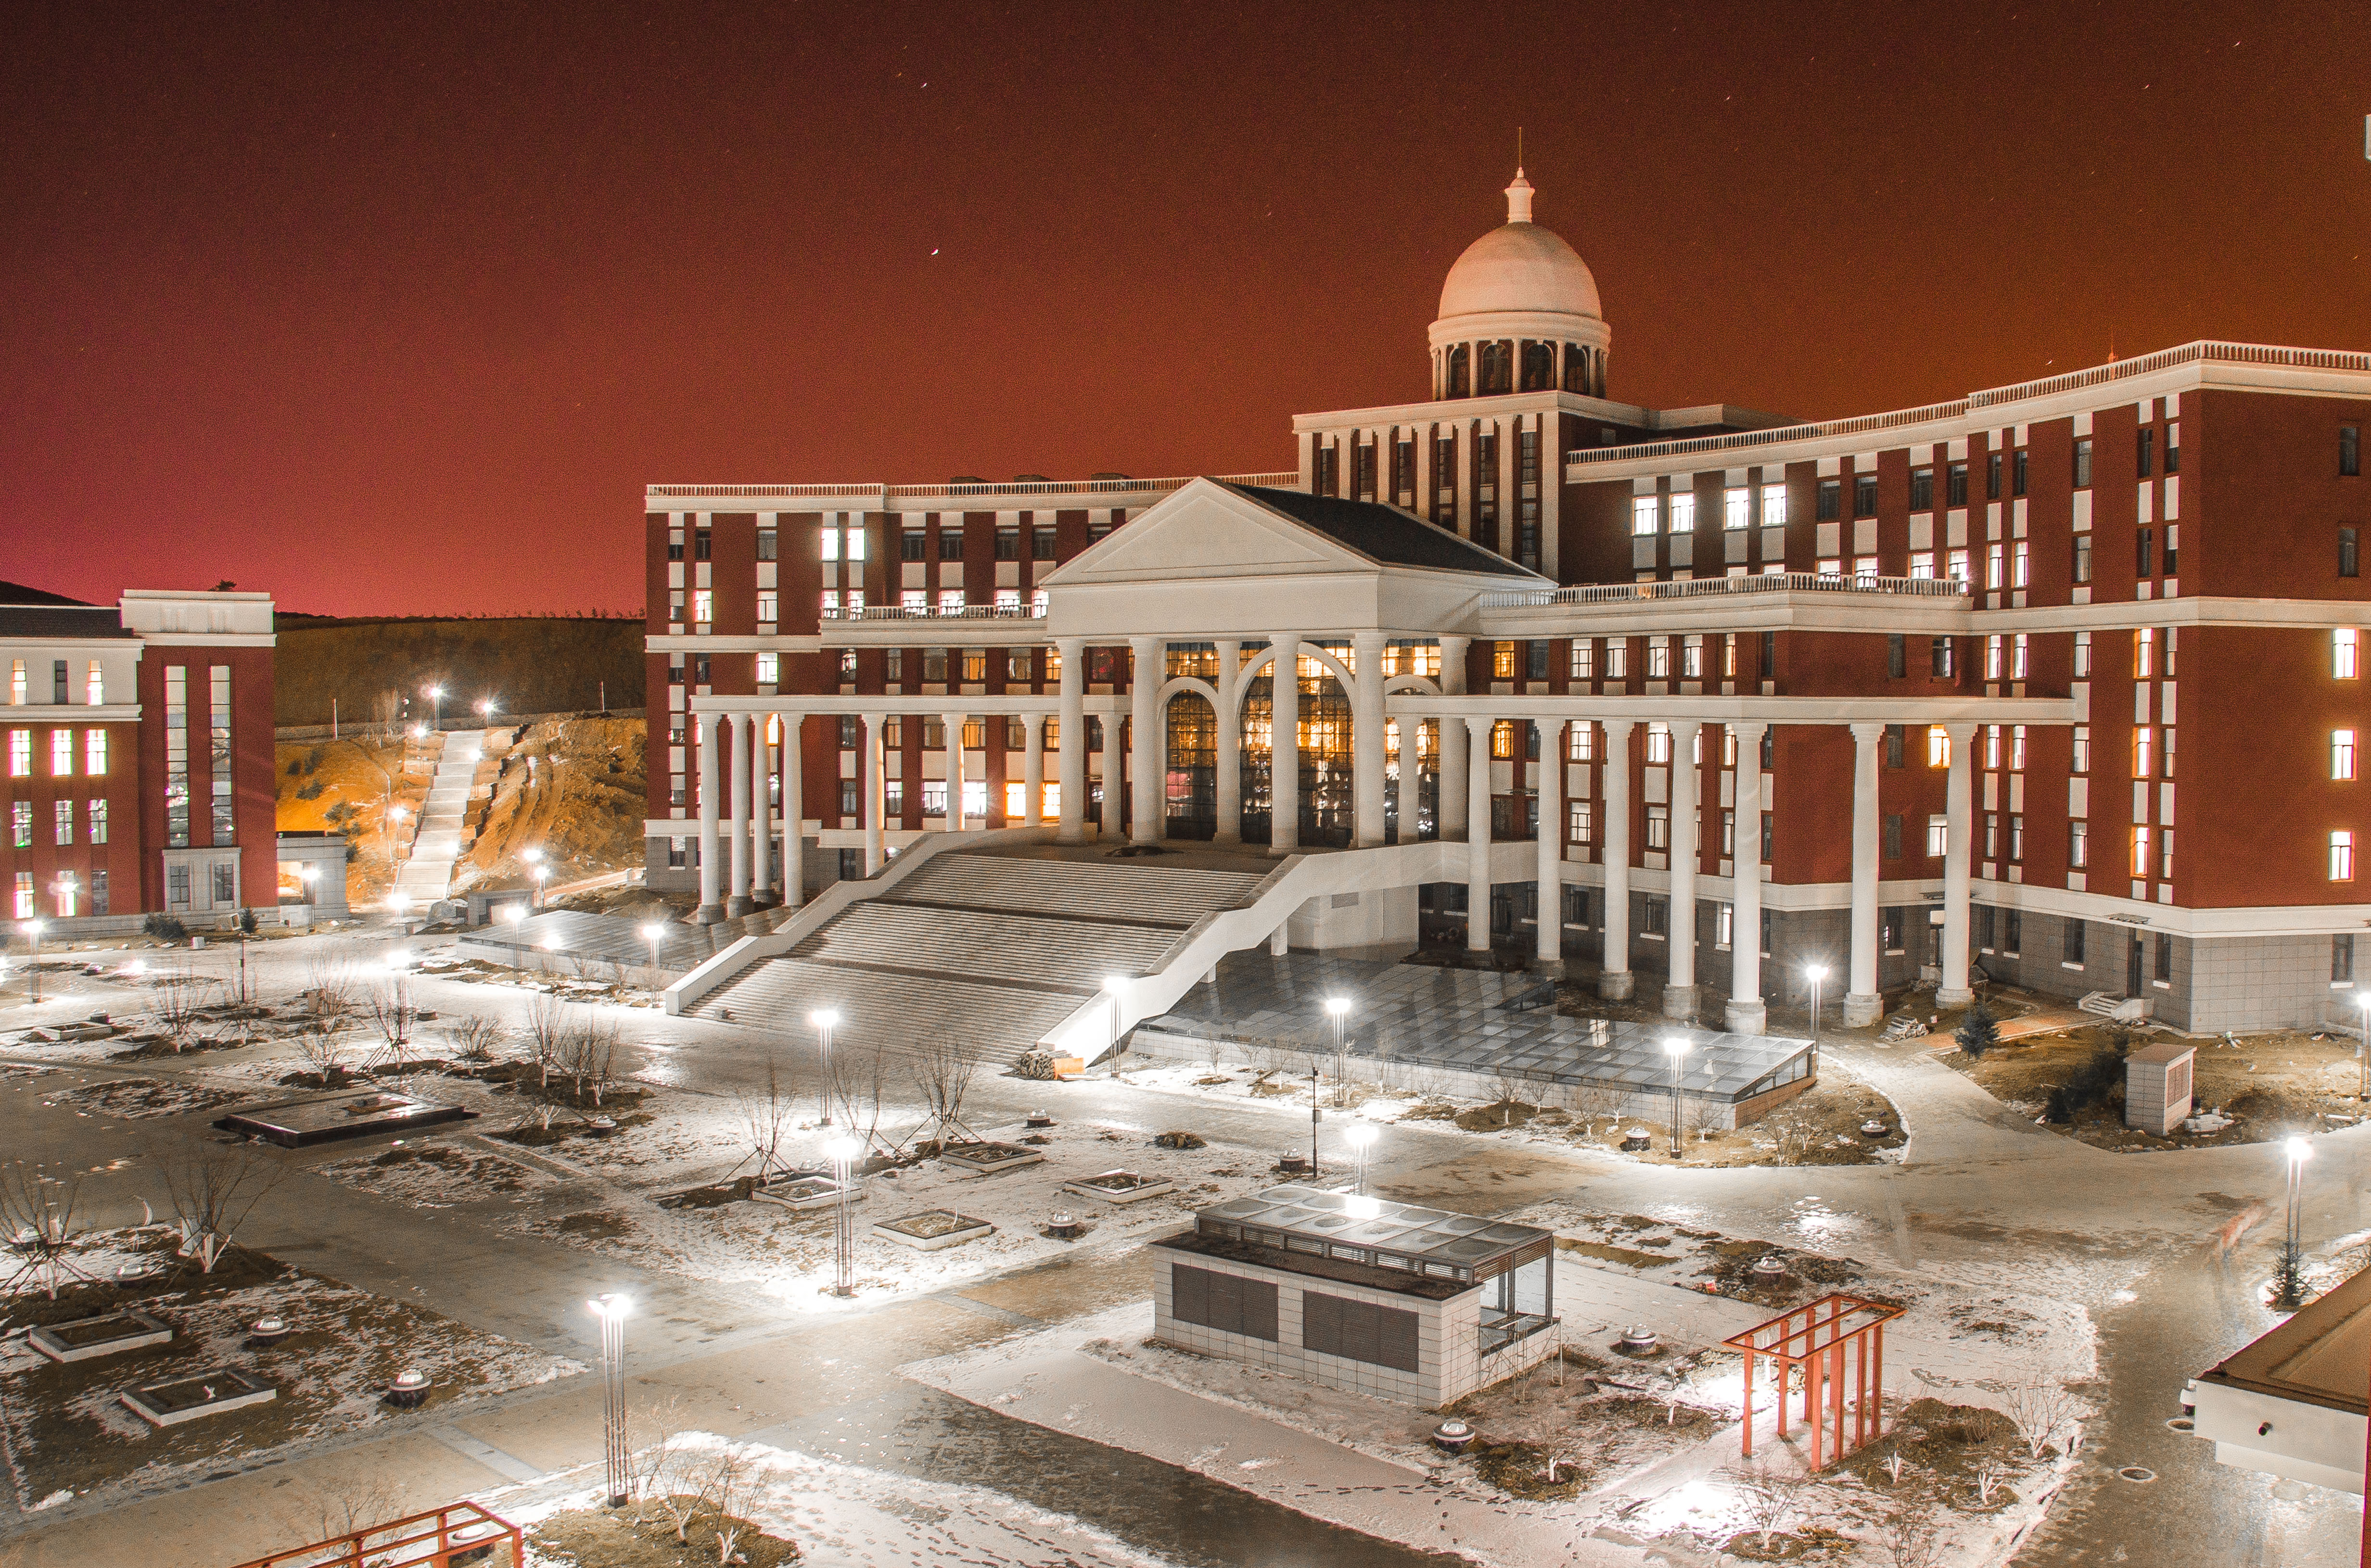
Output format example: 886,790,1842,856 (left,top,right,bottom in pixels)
695,711,808,922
